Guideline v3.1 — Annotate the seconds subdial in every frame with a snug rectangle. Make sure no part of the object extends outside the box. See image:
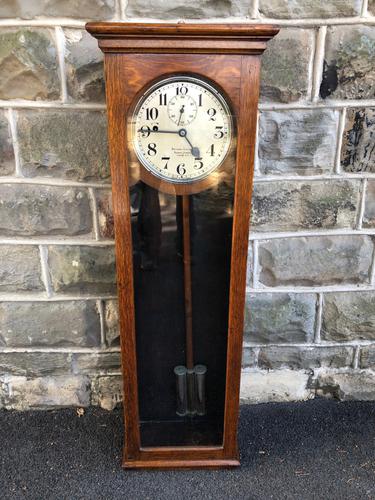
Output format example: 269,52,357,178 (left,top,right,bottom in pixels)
167,94,197,126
